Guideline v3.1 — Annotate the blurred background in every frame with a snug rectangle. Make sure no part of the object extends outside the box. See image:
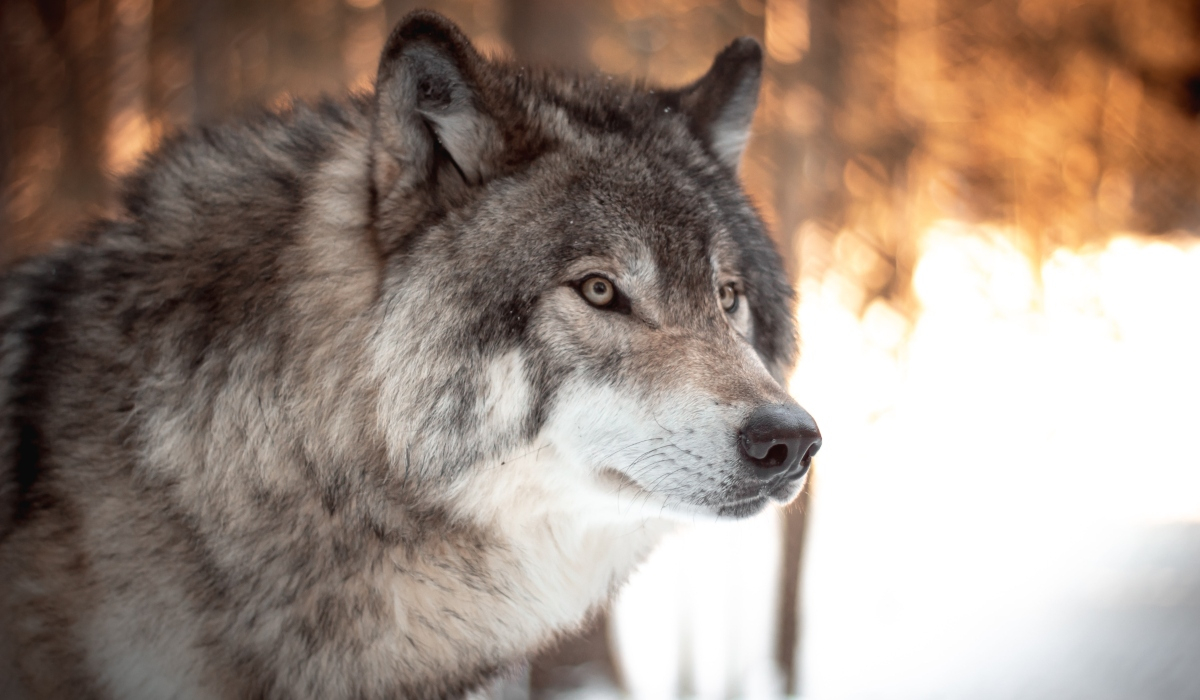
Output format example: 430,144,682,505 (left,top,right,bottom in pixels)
3,0,1200,698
